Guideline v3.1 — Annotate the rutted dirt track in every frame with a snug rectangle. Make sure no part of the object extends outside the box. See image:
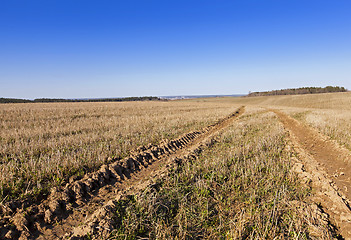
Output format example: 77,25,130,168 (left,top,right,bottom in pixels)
3,105,351,239
0,107,244,239
272,109,351,239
